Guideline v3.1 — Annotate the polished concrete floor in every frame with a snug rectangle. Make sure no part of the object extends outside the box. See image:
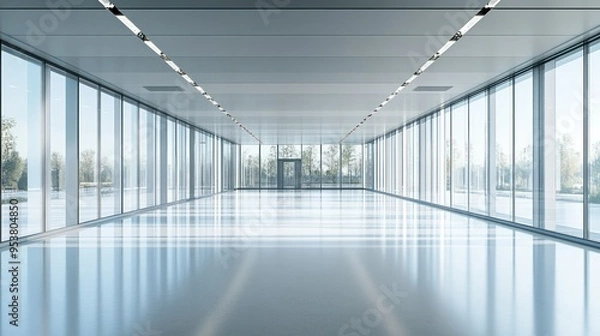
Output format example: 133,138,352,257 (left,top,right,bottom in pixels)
1,190,600,336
